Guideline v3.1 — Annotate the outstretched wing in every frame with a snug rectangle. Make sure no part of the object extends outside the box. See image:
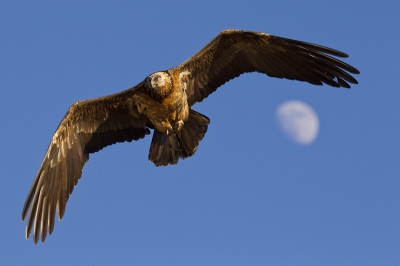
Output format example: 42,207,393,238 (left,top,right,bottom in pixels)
173,29,360,106
21,83,152,244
